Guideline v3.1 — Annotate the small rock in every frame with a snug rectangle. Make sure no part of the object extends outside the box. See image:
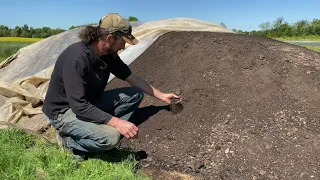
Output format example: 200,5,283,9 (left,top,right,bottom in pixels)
249,130,257,134
146,157,153,162
195,161,205,169
186,162,193,169
267,174,277,180
259,55,265,60
143,163,150,168
230,150,235,156
304,133,310,139
215,145,221,150
307,70,312,75
184,44,188,48
218,49,222,52
259,170,266,175
225,148,230,154
253,176,257,180
287,127,298,136
247,149,256,155
265,143,272,150
156,127,162,130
